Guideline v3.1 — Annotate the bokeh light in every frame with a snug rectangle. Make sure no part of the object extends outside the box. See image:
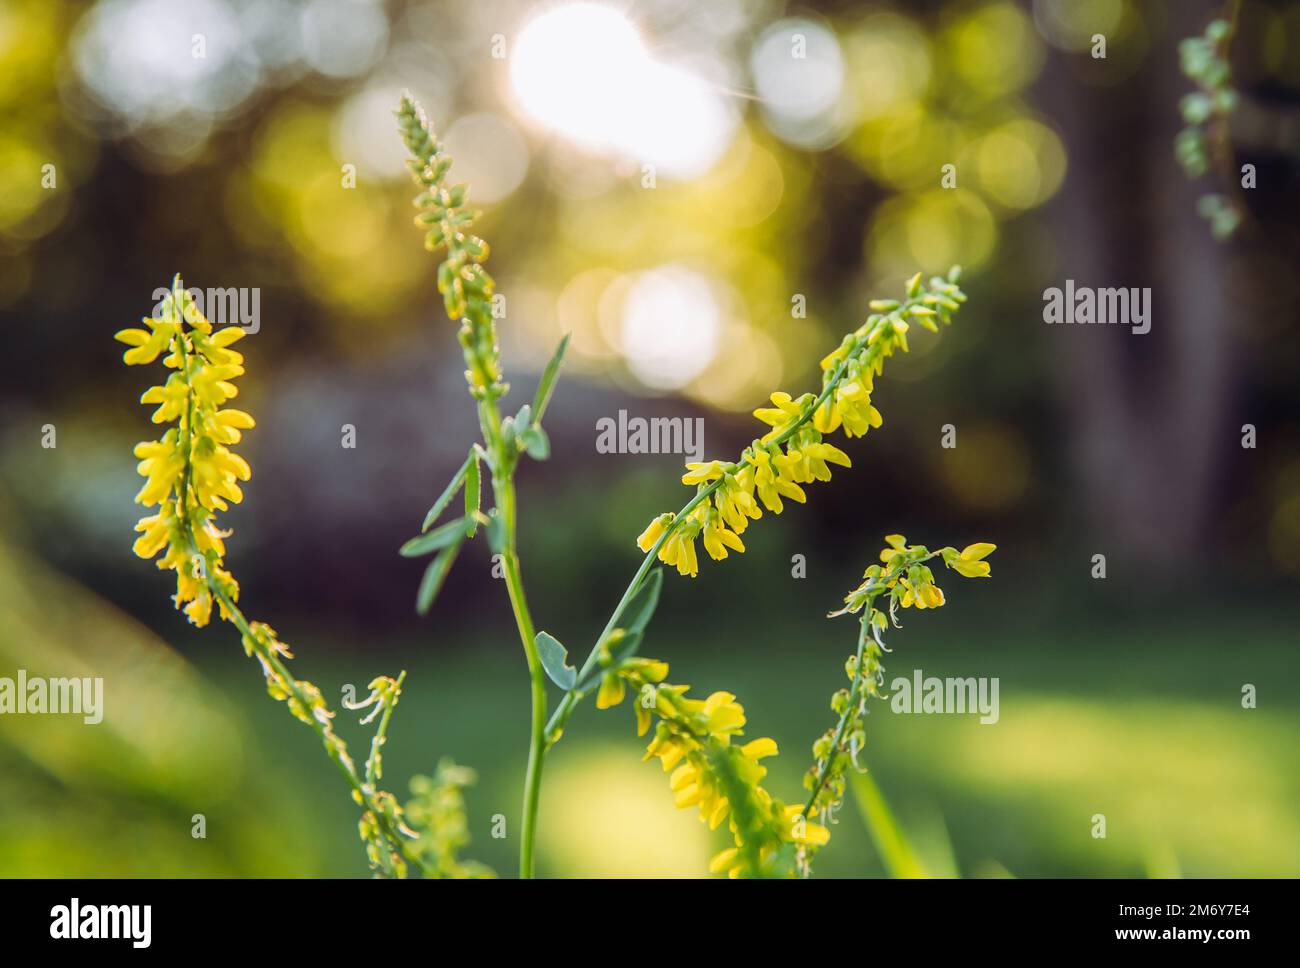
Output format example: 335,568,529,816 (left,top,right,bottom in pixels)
509,3,734,178
618,264,724,391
